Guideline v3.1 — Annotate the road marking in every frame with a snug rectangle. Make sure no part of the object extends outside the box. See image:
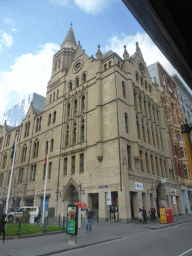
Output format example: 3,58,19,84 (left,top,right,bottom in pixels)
178,248,192,256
